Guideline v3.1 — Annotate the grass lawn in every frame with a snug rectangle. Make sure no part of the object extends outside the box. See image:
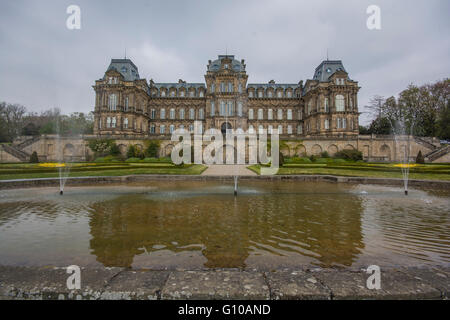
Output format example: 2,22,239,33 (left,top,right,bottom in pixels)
247,162,450,181
0,162,208,180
